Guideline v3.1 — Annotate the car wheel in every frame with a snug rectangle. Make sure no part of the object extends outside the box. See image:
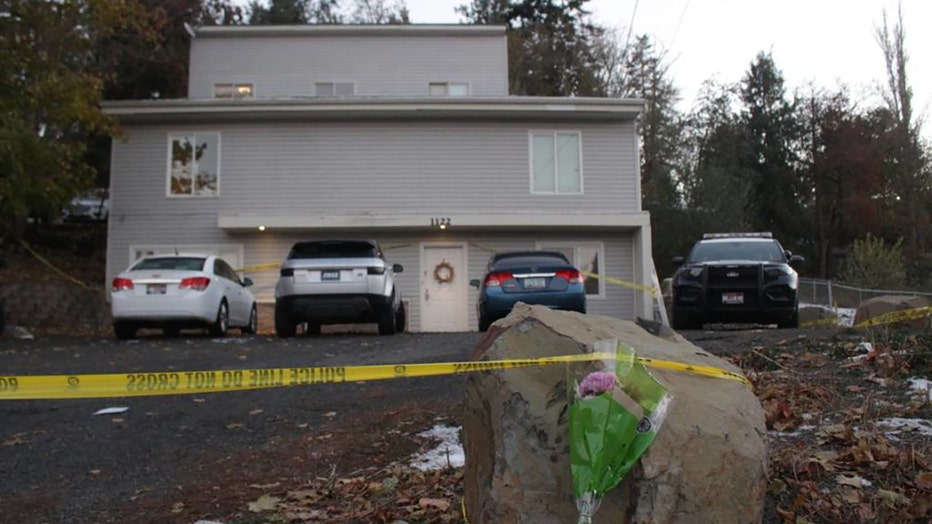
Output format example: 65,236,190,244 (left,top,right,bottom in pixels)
394,302,406,333
242,304,258,335
275,302,296,338
209,301,229,337
378,304,396,335
478,315,492,332
164,327,181,337
303,322,321,335
777,309,799,329
114,322,136,340
671,312,700,331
